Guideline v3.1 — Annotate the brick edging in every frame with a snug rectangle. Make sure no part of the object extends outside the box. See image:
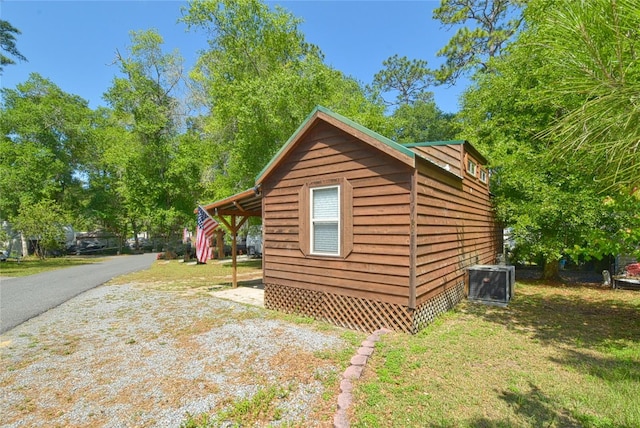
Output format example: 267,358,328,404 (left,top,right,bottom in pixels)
333,328,392,428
